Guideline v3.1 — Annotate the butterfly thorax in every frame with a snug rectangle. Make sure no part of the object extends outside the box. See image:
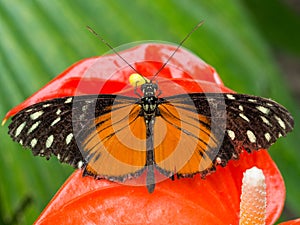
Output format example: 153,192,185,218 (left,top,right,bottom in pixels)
140,82,160,120
141,96,159,116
